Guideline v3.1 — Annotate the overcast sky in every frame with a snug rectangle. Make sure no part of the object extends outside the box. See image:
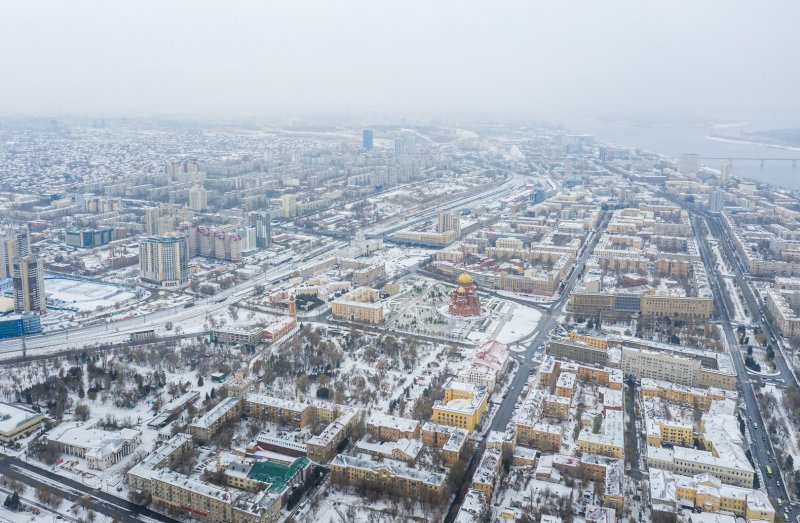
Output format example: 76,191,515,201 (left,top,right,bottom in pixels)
1,1,798,125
